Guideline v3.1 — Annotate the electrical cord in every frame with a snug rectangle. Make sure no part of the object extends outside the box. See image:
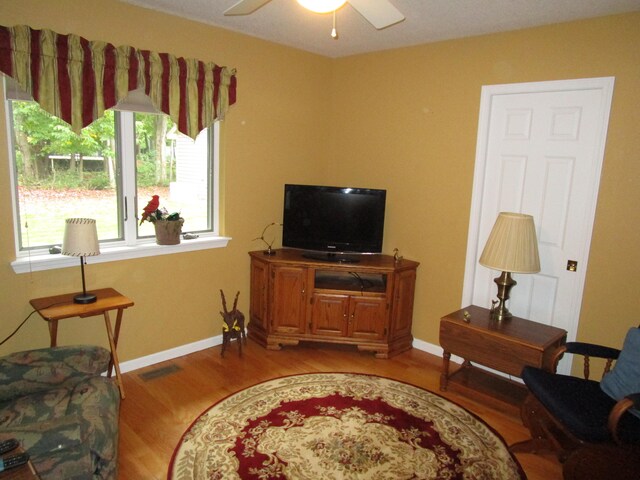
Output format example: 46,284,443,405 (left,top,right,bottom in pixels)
0,301,67,347
349,272,377,294
0,309,39,346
